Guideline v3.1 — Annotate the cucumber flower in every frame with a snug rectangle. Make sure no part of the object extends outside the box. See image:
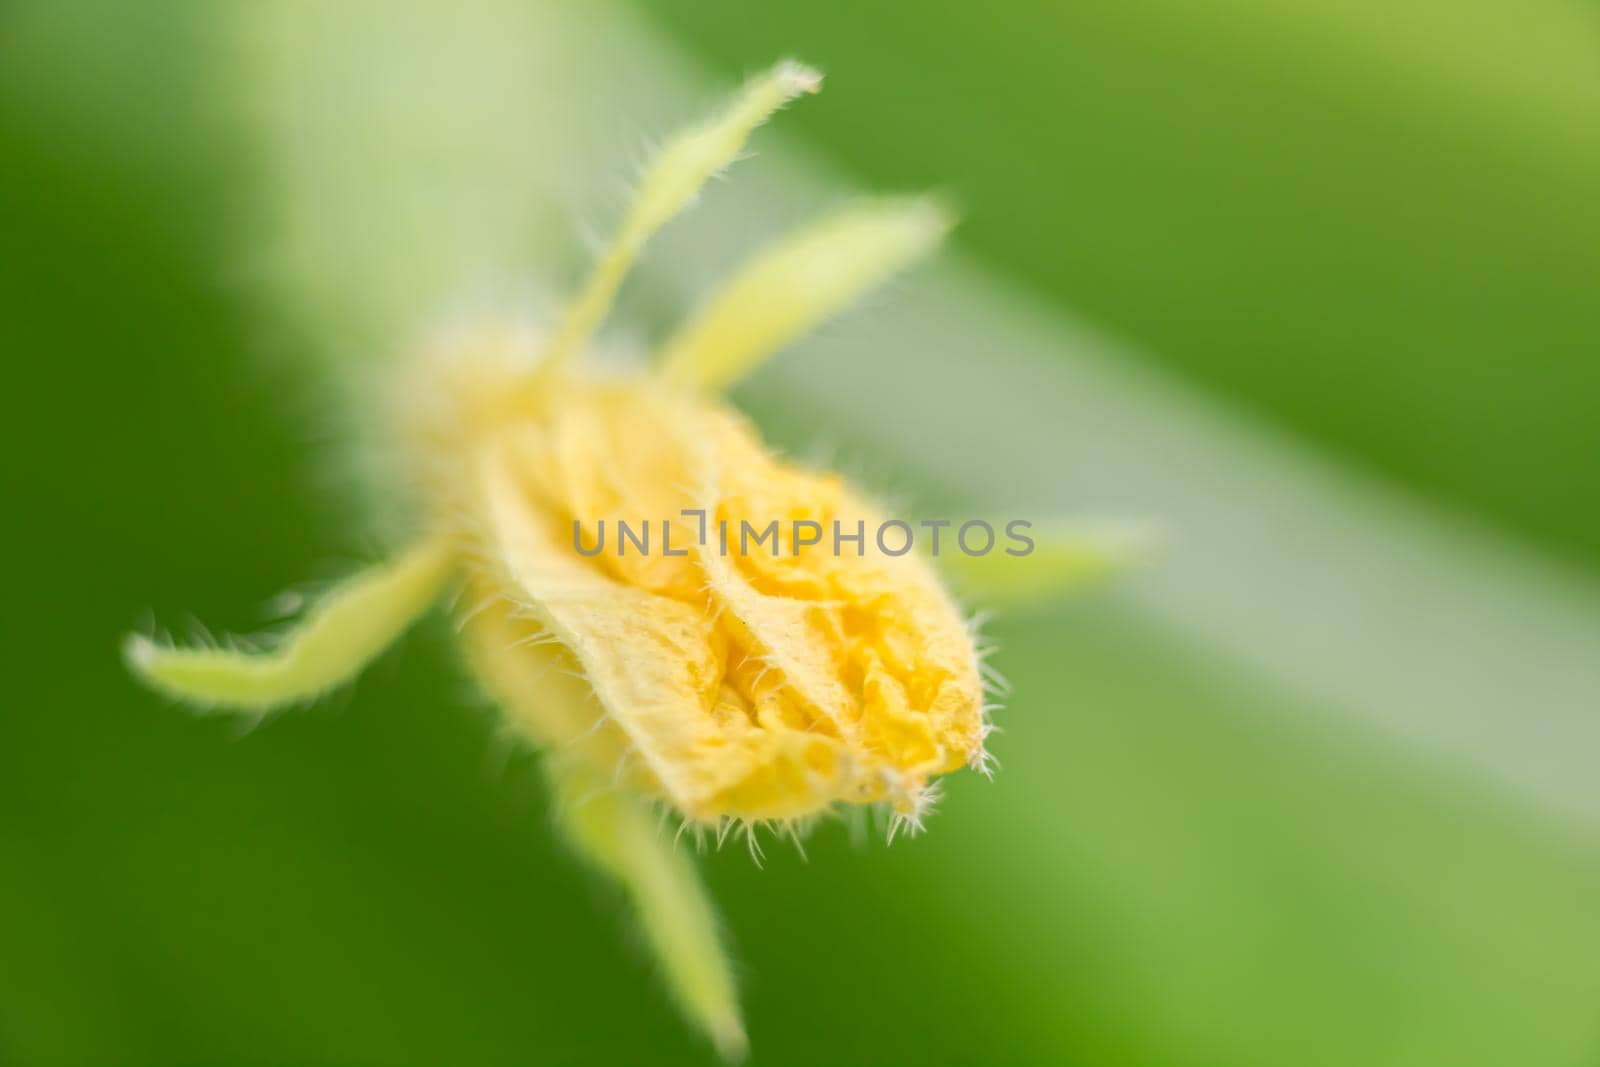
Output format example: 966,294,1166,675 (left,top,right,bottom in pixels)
125,60,1124,1058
